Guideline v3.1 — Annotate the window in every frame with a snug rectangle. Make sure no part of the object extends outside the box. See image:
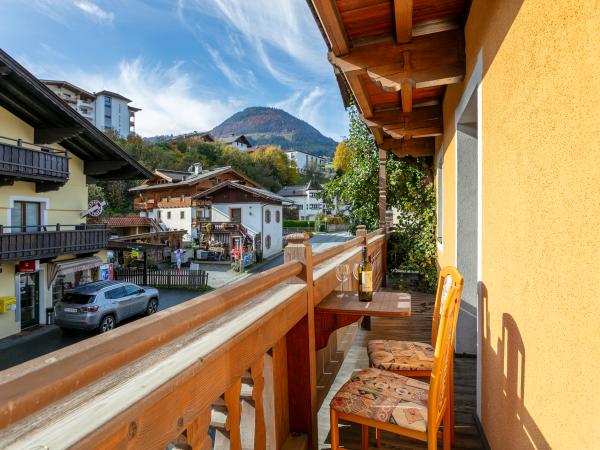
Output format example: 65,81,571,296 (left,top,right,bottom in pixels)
105,287,126,300
104,96,112,106
125,285,143,296
230,208,241,222
275,210,281,223
11,201,41,232
436,148,443,244
265,235,271,250
265,209,271,223
167,211,172,219
180,211,185,219
157,211,162,219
